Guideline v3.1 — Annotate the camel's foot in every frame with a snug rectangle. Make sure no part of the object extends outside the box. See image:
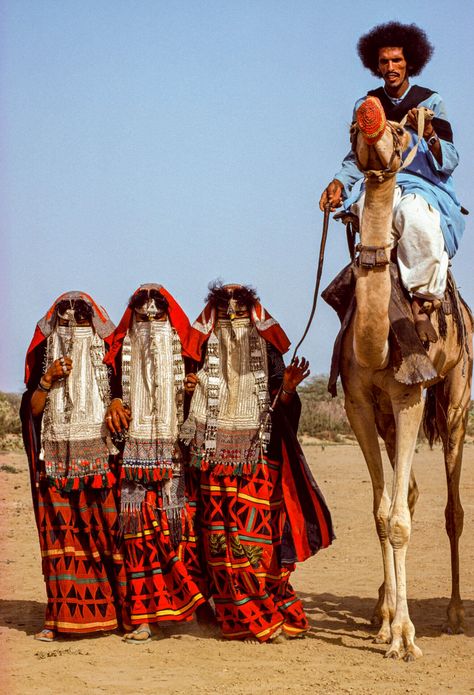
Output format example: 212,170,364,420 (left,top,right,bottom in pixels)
385,641,422,661
403,643,423,662
385,620,422,661
373,624,391,644
384,639,403,660
442,602,465,635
